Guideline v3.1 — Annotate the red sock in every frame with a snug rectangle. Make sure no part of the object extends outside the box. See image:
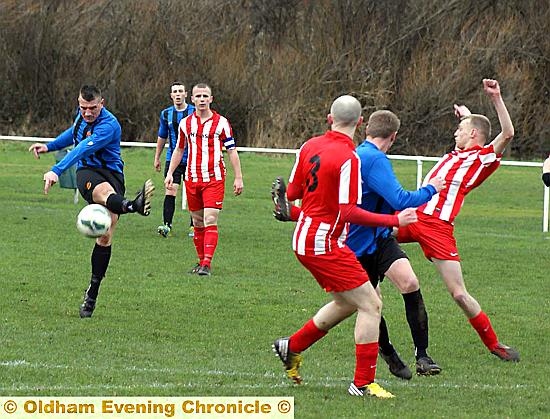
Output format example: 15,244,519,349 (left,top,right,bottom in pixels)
203,225,219,268
354,342,378,387
289,319,327,353
193,226,205,263
469,311,499,351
